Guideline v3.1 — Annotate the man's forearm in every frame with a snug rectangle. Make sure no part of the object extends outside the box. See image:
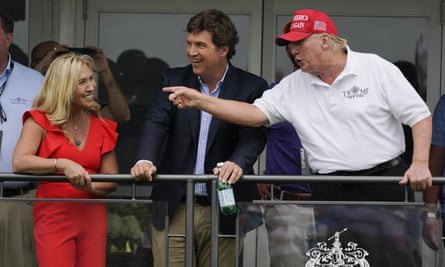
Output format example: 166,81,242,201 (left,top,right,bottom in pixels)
411,116,432,164
99,68,130,123
198,95,268,127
